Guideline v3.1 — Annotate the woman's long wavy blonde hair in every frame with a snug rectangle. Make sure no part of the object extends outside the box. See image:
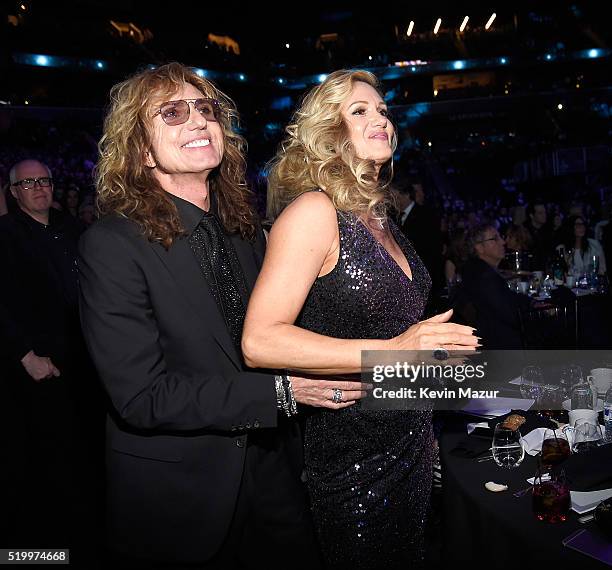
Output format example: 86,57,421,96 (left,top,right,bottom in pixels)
266,69,397,220
96,62,256,248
